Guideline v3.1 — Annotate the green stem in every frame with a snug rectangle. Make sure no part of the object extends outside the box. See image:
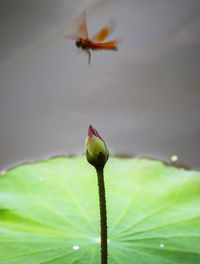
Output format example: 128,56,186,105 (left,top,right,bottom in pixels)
96,168,108,264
